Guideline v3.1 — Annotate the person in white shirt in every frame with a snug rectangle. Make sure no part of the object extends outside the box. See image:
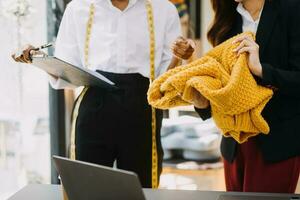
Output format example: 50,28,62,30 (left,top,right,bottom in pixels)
13,0,195,188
